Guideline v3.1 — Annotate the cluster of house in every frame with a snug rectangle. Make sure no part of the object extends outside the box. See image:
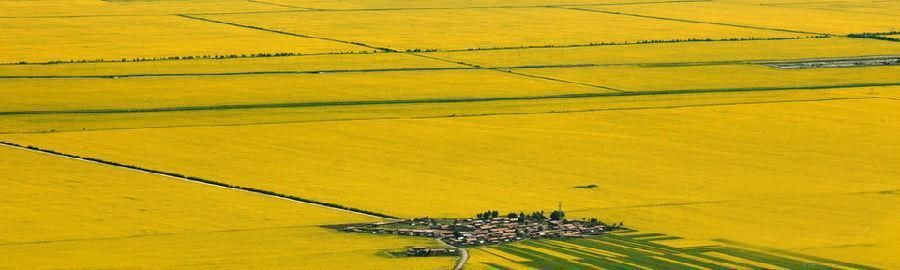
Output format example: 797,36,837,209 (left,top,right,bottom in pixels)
341,216,607,247
405,247,459,257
